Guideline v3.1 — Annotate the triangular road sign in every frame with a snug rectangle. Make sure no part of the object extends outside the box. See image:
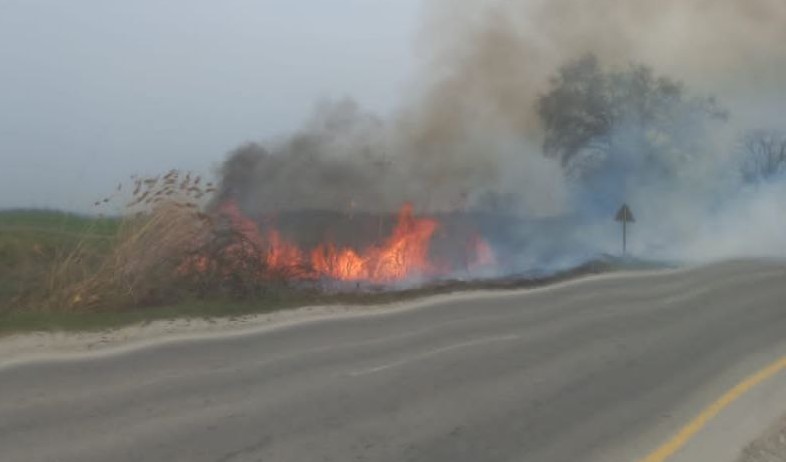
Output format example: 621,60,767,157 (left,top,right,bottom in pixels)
615,204,635,223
